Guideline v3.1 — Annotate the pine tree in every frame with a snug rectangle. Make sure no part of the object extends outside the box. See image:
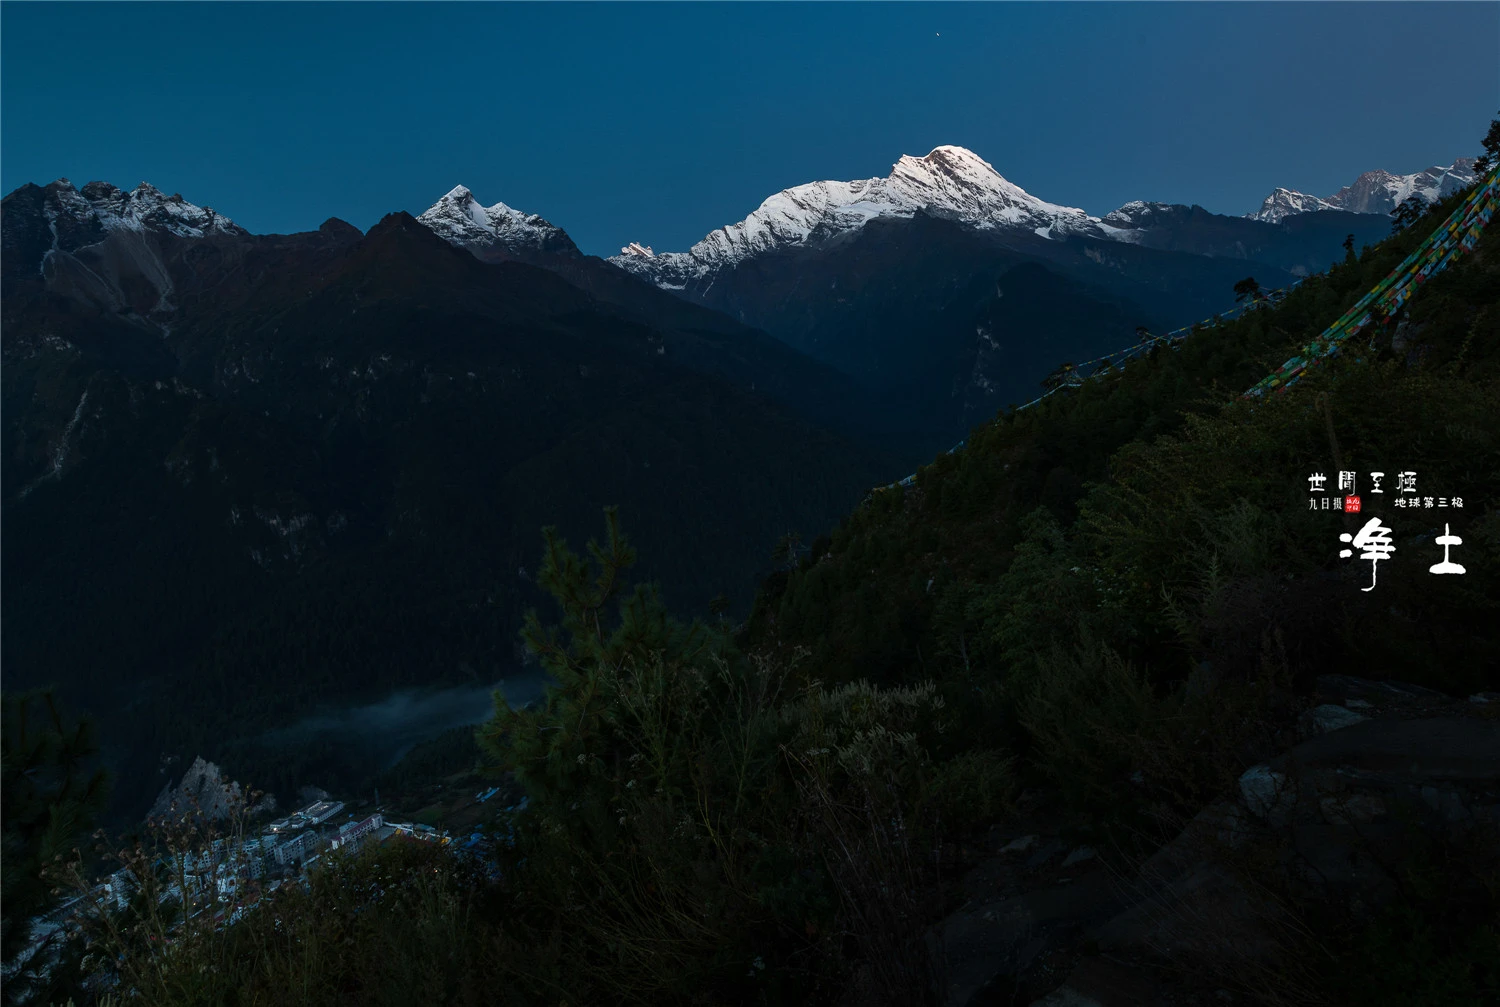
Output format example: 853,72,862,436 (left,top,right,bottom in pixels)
1390,194,1426,233
476,508,718,815
772,531,806,571
1233,276,1264,304
1473,112,1500,175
